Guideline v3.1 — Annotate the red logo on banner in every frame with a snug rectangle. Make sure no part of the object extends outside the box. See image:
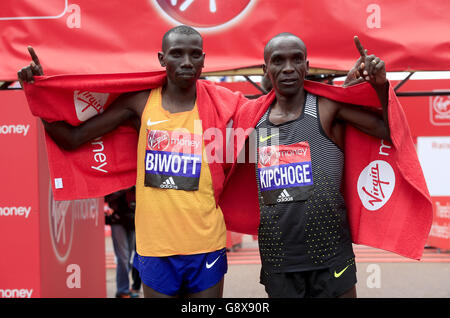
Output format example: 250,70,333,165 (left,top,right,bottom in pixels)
153,0,254,29
48,195,74,263
430,94,450,126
